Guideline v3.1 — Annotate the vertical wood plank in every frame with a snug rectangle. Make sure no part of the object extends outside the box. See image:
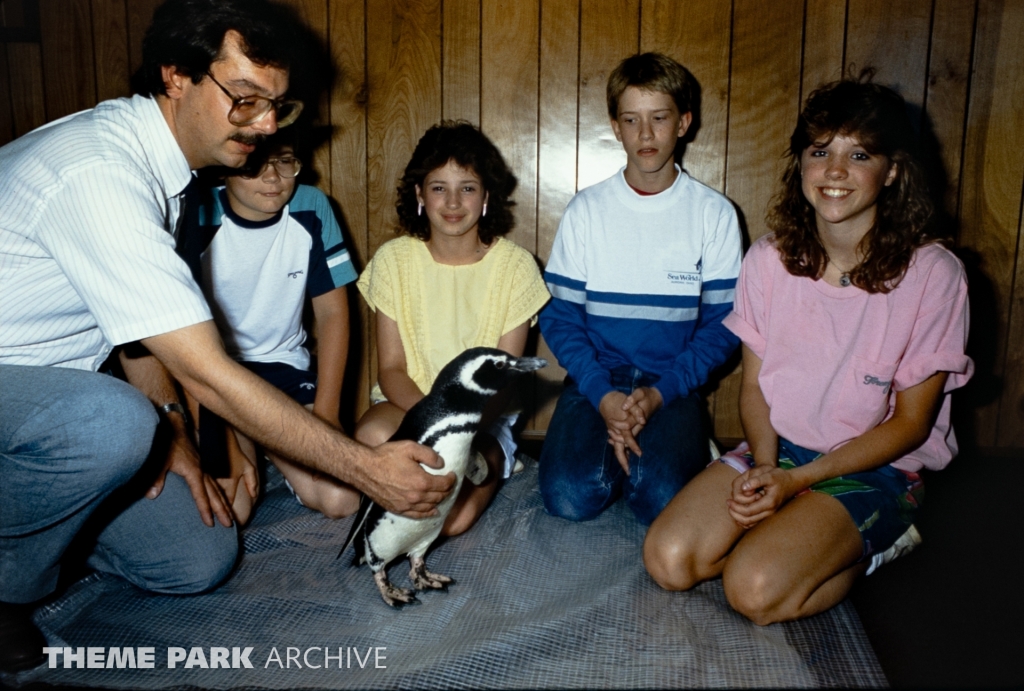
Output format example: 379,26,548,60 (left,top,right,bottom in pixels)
442,0,480,124
924,0,977,219
126,0,162,80
801,0,847,101
366,0,442,257
532,0,580,432
641,0,732,193
366,0,442,399
481,0,538,252
715,0,805,441
91,0,131,100
38,0,96,120
0,45,13,145
845,0,932,108
328,0,371,419
958,0,1024,446
577,0,639,191
6,43,46,136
